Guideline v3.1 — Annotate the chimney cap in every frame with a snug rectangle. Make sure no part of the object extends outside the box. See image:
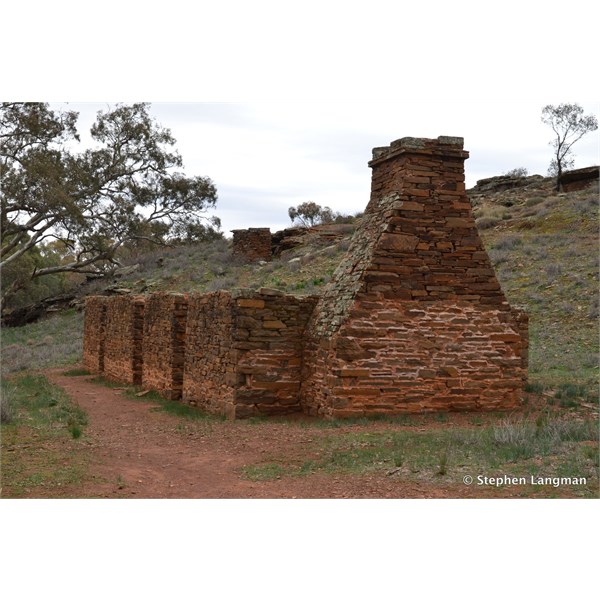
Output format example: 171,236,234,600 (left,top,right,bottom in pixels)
370,136,467,164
